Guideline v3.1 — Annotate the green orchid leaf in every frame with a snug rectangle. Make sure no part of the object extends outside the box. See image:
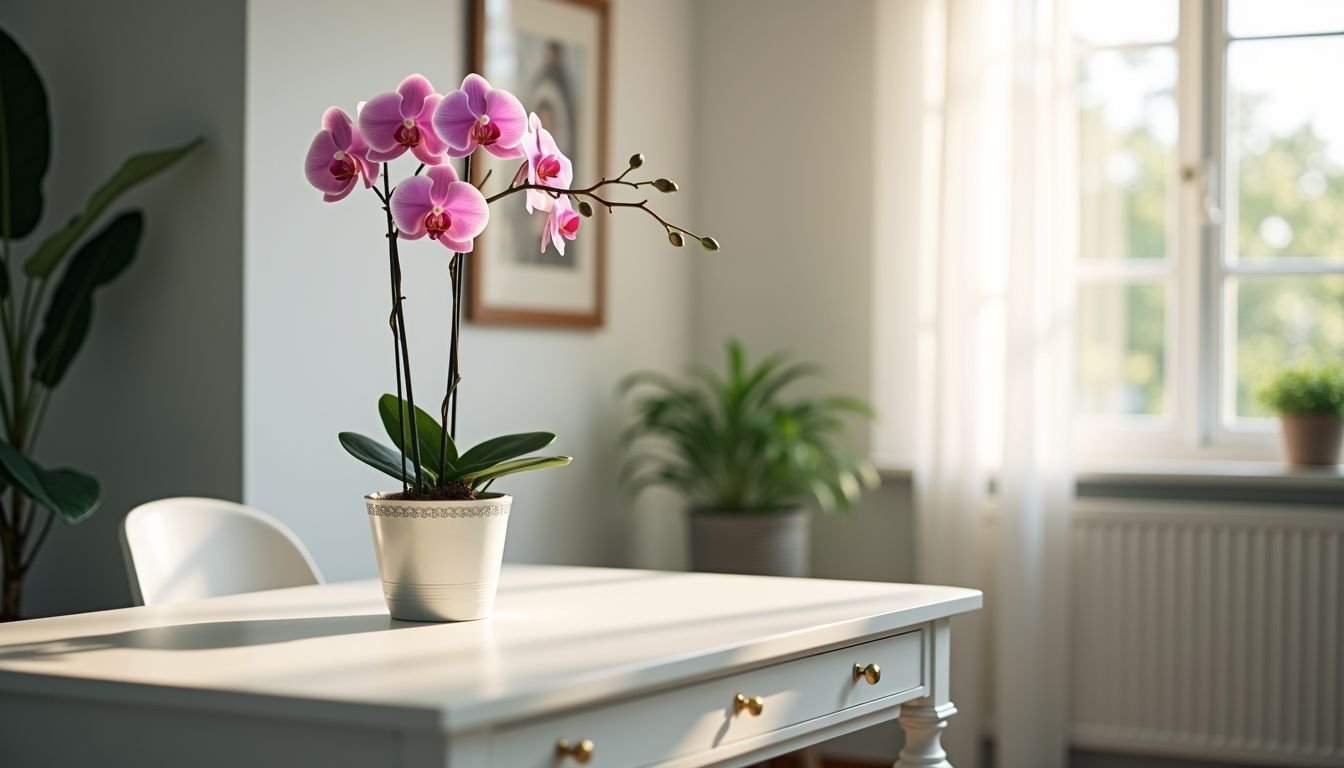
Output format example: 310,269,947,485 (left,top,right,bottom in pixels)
377,394,453,475
338,432,434,486
36,467,99,524
455,432,556,476
464,456,572,488
0,26,51,243
33,211,142,386
25,138,200,278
